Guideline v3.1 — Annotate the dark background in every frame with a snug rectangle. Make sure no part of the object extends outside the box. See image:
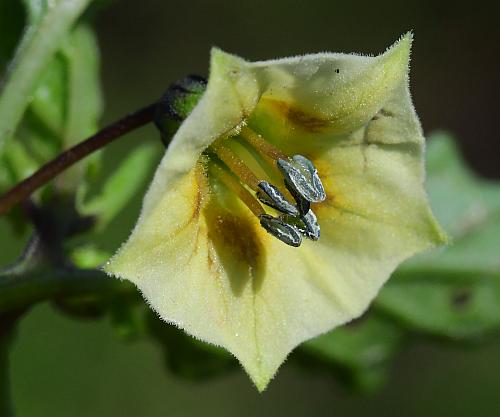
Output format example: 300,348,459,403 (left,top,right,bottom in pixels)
4,0,500,415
